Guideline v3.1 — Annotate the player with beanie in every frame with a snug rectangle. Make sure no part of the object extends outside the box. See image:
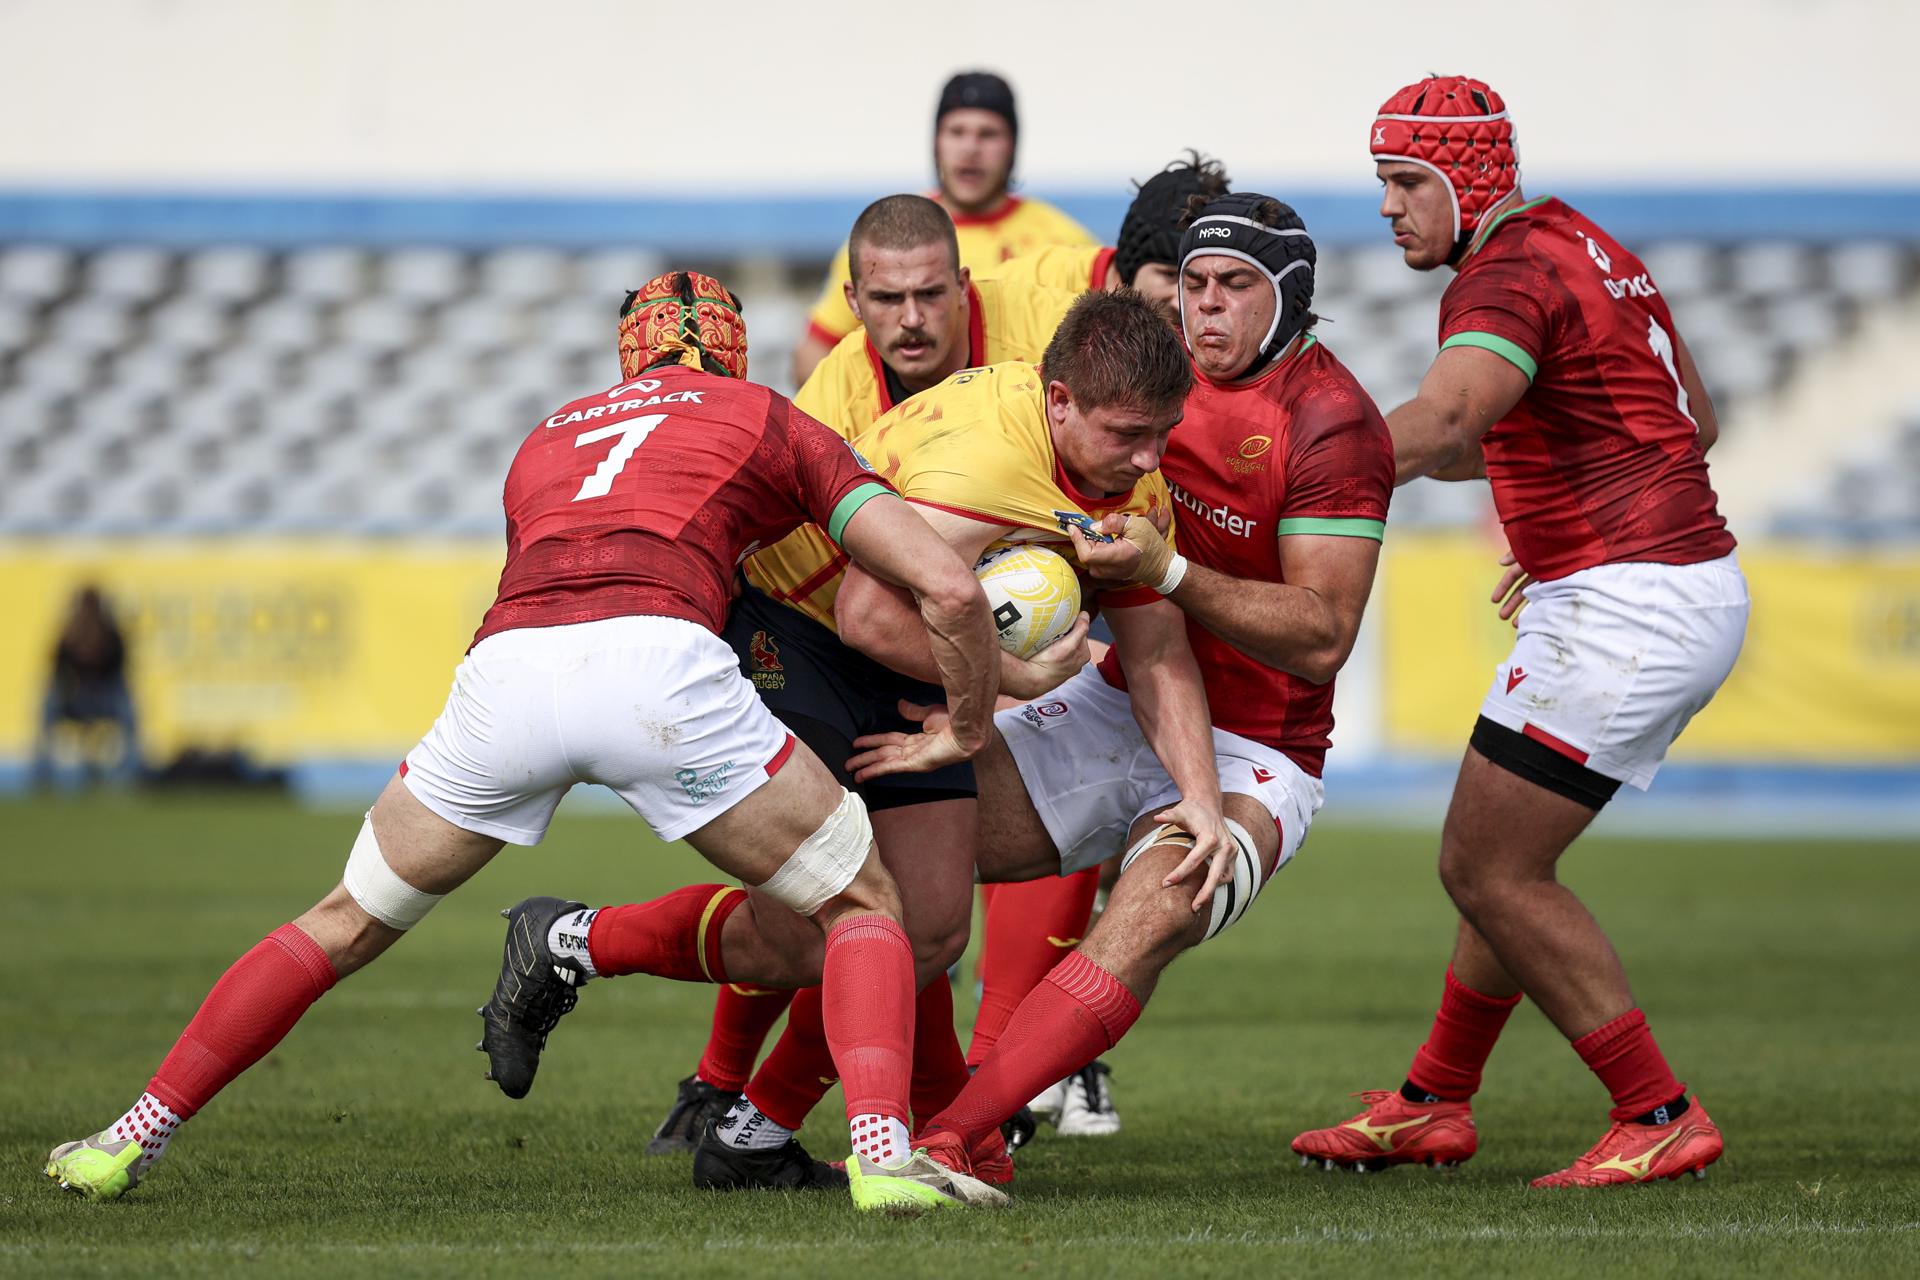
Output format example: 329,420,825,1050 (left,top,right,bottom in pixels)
1290,75,1747,1187
791,71,1095,385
